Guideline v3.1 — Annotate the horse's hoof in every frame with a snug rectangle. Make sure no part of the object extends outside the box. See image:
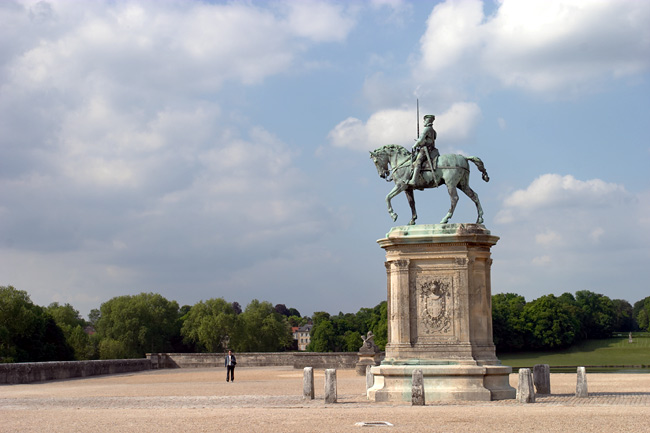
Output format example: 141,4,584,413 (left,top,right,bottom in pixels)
391,214,398,222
